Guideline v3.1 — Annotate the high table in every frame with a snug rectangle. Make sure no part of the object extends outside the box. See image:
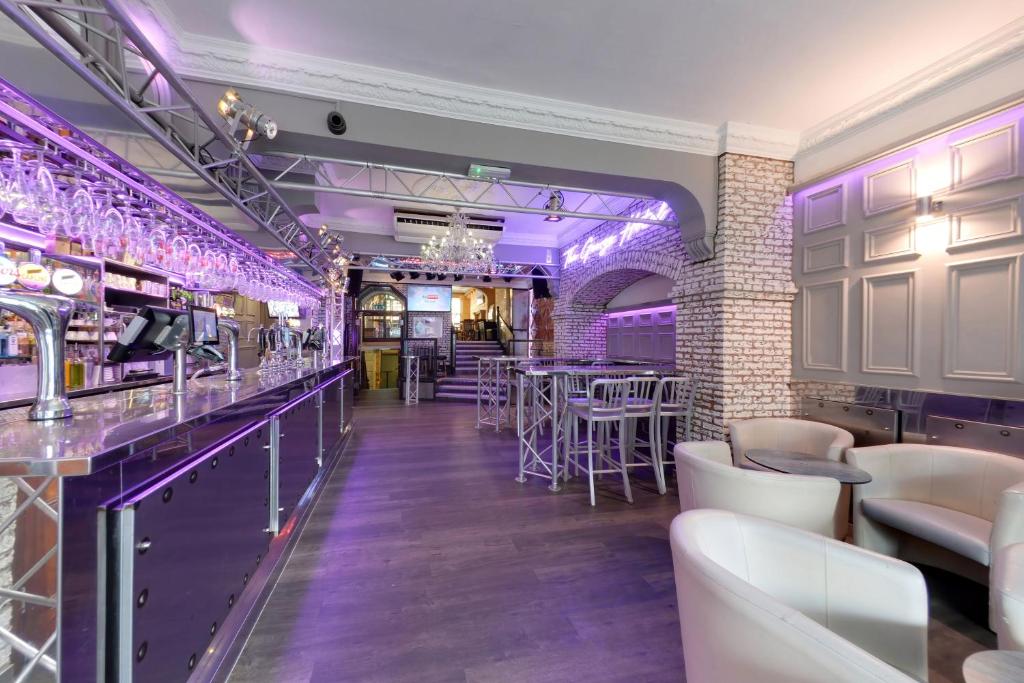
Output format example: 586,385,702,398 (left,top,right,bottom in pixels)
512,360,676,491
